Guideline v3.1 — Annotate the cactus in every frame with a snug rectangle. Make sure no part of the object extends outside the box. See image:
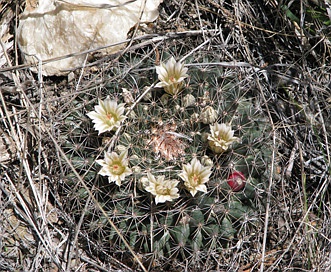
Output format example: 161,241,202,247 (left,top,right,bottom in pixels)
59,53,273,270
